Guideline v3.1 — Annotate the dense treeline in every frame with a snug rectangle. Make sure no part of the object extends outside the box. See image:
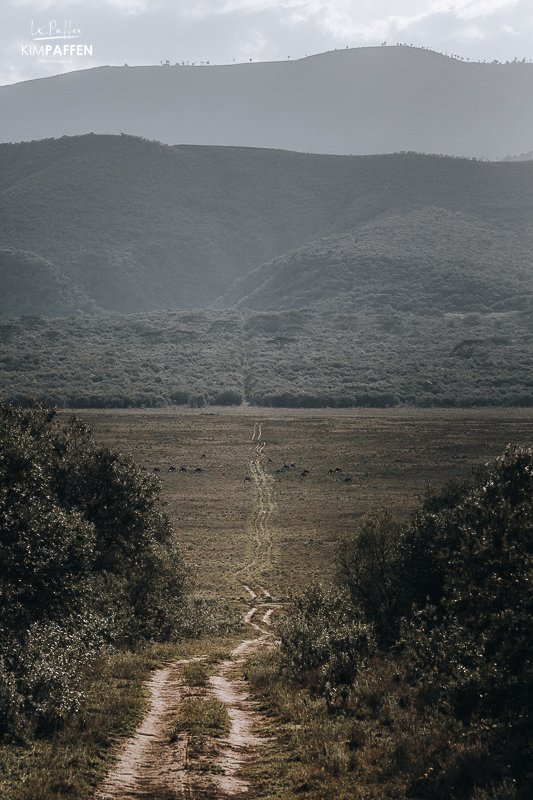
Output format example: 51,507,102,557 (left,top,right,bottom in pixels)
0,399,237,738
255,447,533,798
2,307,533,410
